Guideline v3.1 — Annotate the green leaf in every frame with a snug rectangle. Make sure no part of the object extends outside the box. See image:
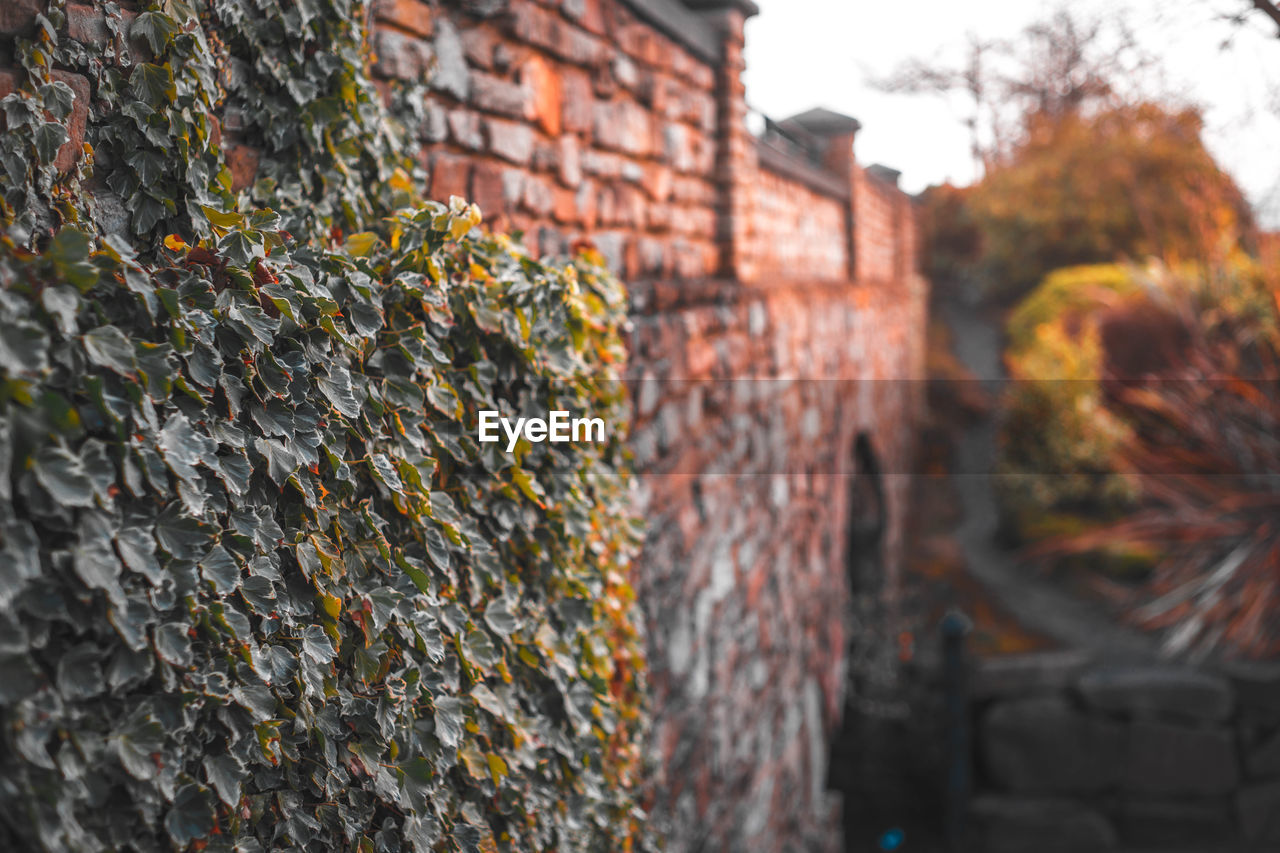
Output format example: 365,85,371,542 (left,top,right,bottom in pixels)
203,754,244,808
164,784,215,845
84,326,137,375
483,597,519,638
432,696,463,750
130,63,177,103
33,122,68,164
0,319,50,376
155,622,193,666
33,443,95,507
132,11,179,54
200,544,240,594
